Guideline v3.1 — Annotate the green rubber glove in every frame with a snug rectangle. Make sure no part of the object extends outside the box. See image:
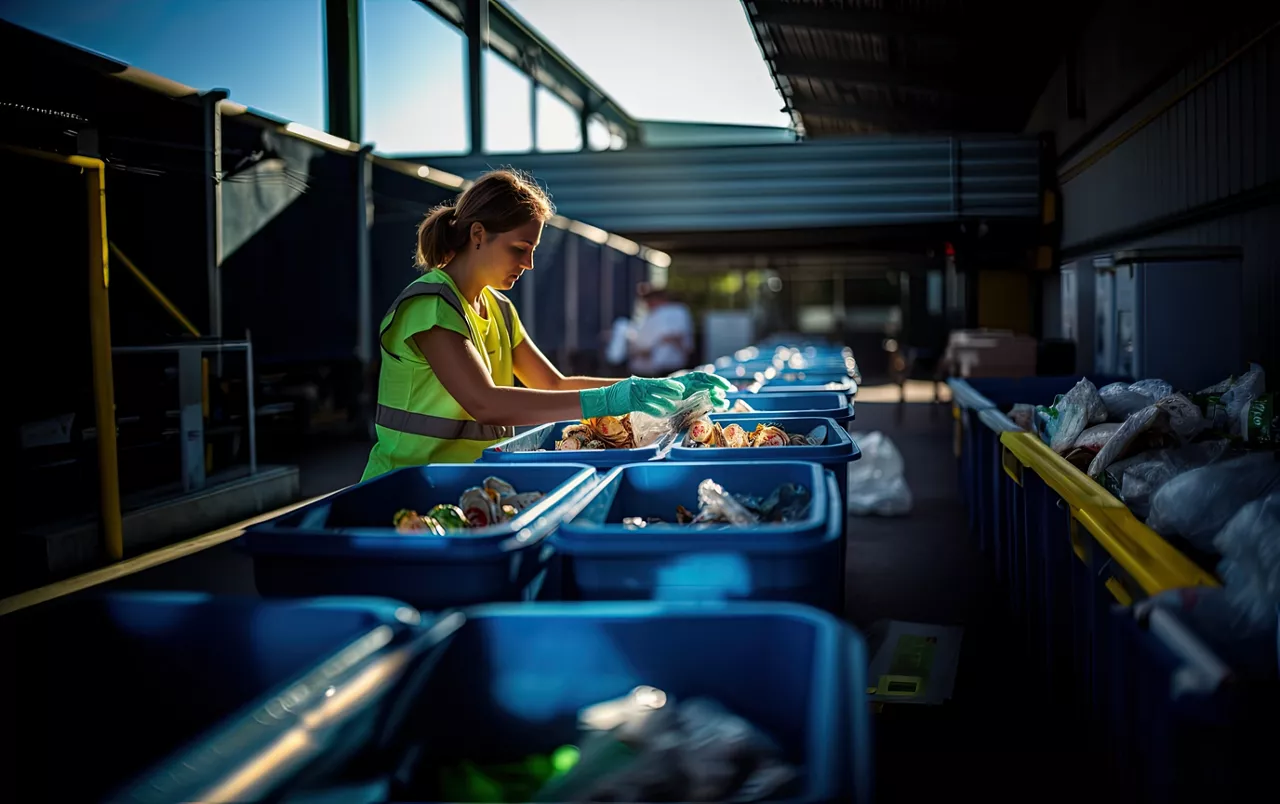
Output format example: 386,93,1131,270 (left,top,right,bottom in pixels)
580,376,684,419
671,371,733,408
